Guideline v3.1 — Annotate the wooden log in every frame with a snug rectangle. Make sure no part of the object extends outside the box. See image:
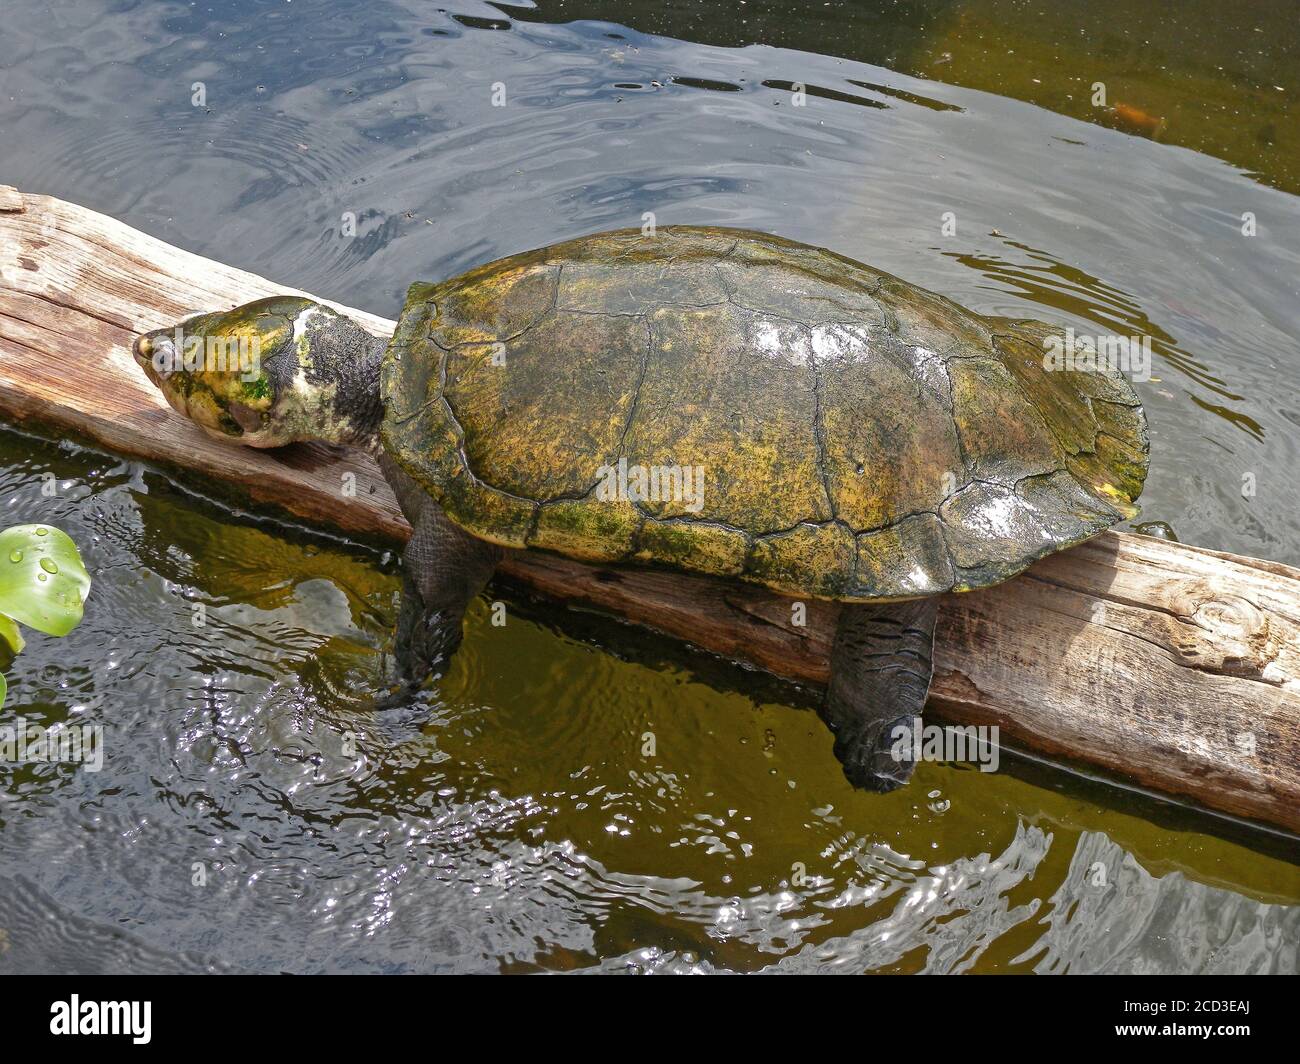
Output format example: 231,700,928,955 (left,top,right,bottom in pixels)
2,188,1298,834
